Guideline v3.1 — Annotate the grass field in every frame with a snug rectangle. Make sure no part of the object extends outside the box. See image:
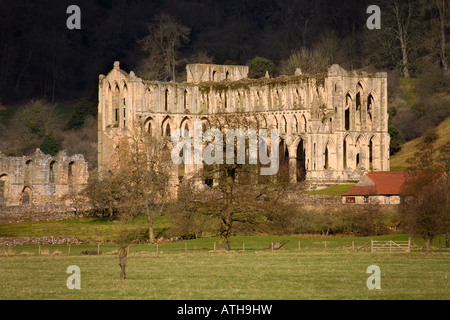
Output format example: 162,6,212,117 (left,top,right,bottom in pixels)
390,116,450,171
0,216,172,243
306,184,355,196
0,235,448,300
